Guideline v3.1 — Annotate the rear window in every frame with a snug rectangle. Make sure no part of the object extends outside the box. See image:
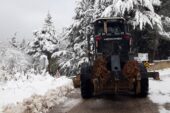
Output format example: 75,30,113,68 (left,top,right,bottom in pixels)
107,22,124,35
94,20,104,35
94,19,125,36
